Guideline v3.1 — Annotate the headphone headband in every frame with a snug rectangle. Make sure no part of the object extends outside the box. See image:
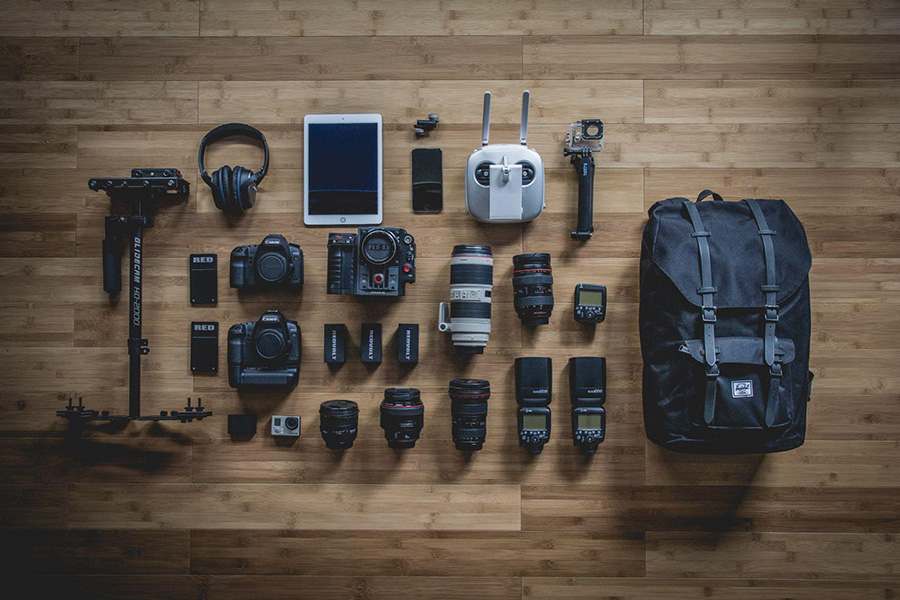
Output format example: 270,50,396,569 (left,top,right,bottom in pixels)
198,122,270,185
